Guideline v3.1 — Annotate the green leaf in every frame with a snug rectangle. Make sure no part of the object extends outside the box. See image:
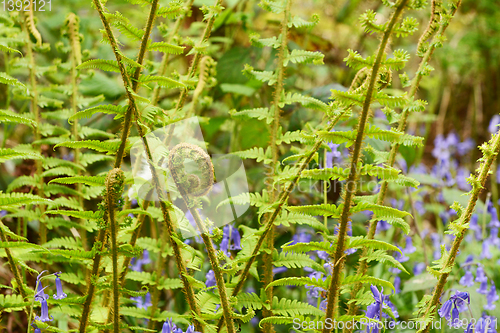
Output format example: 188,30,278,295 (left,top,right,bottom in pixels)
148,42,185,55
49,176,106,187
287,203,342,218
341,275,395,293
272,297,325,317
68,104,126,123
138,75,186,89
273,251,326,273
54,140,121,154
0,148,41,162
266,276,330,290
285,49,324,66
0,109,36,127
229,107,273,124
76,59,120,73
0,193,51,208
